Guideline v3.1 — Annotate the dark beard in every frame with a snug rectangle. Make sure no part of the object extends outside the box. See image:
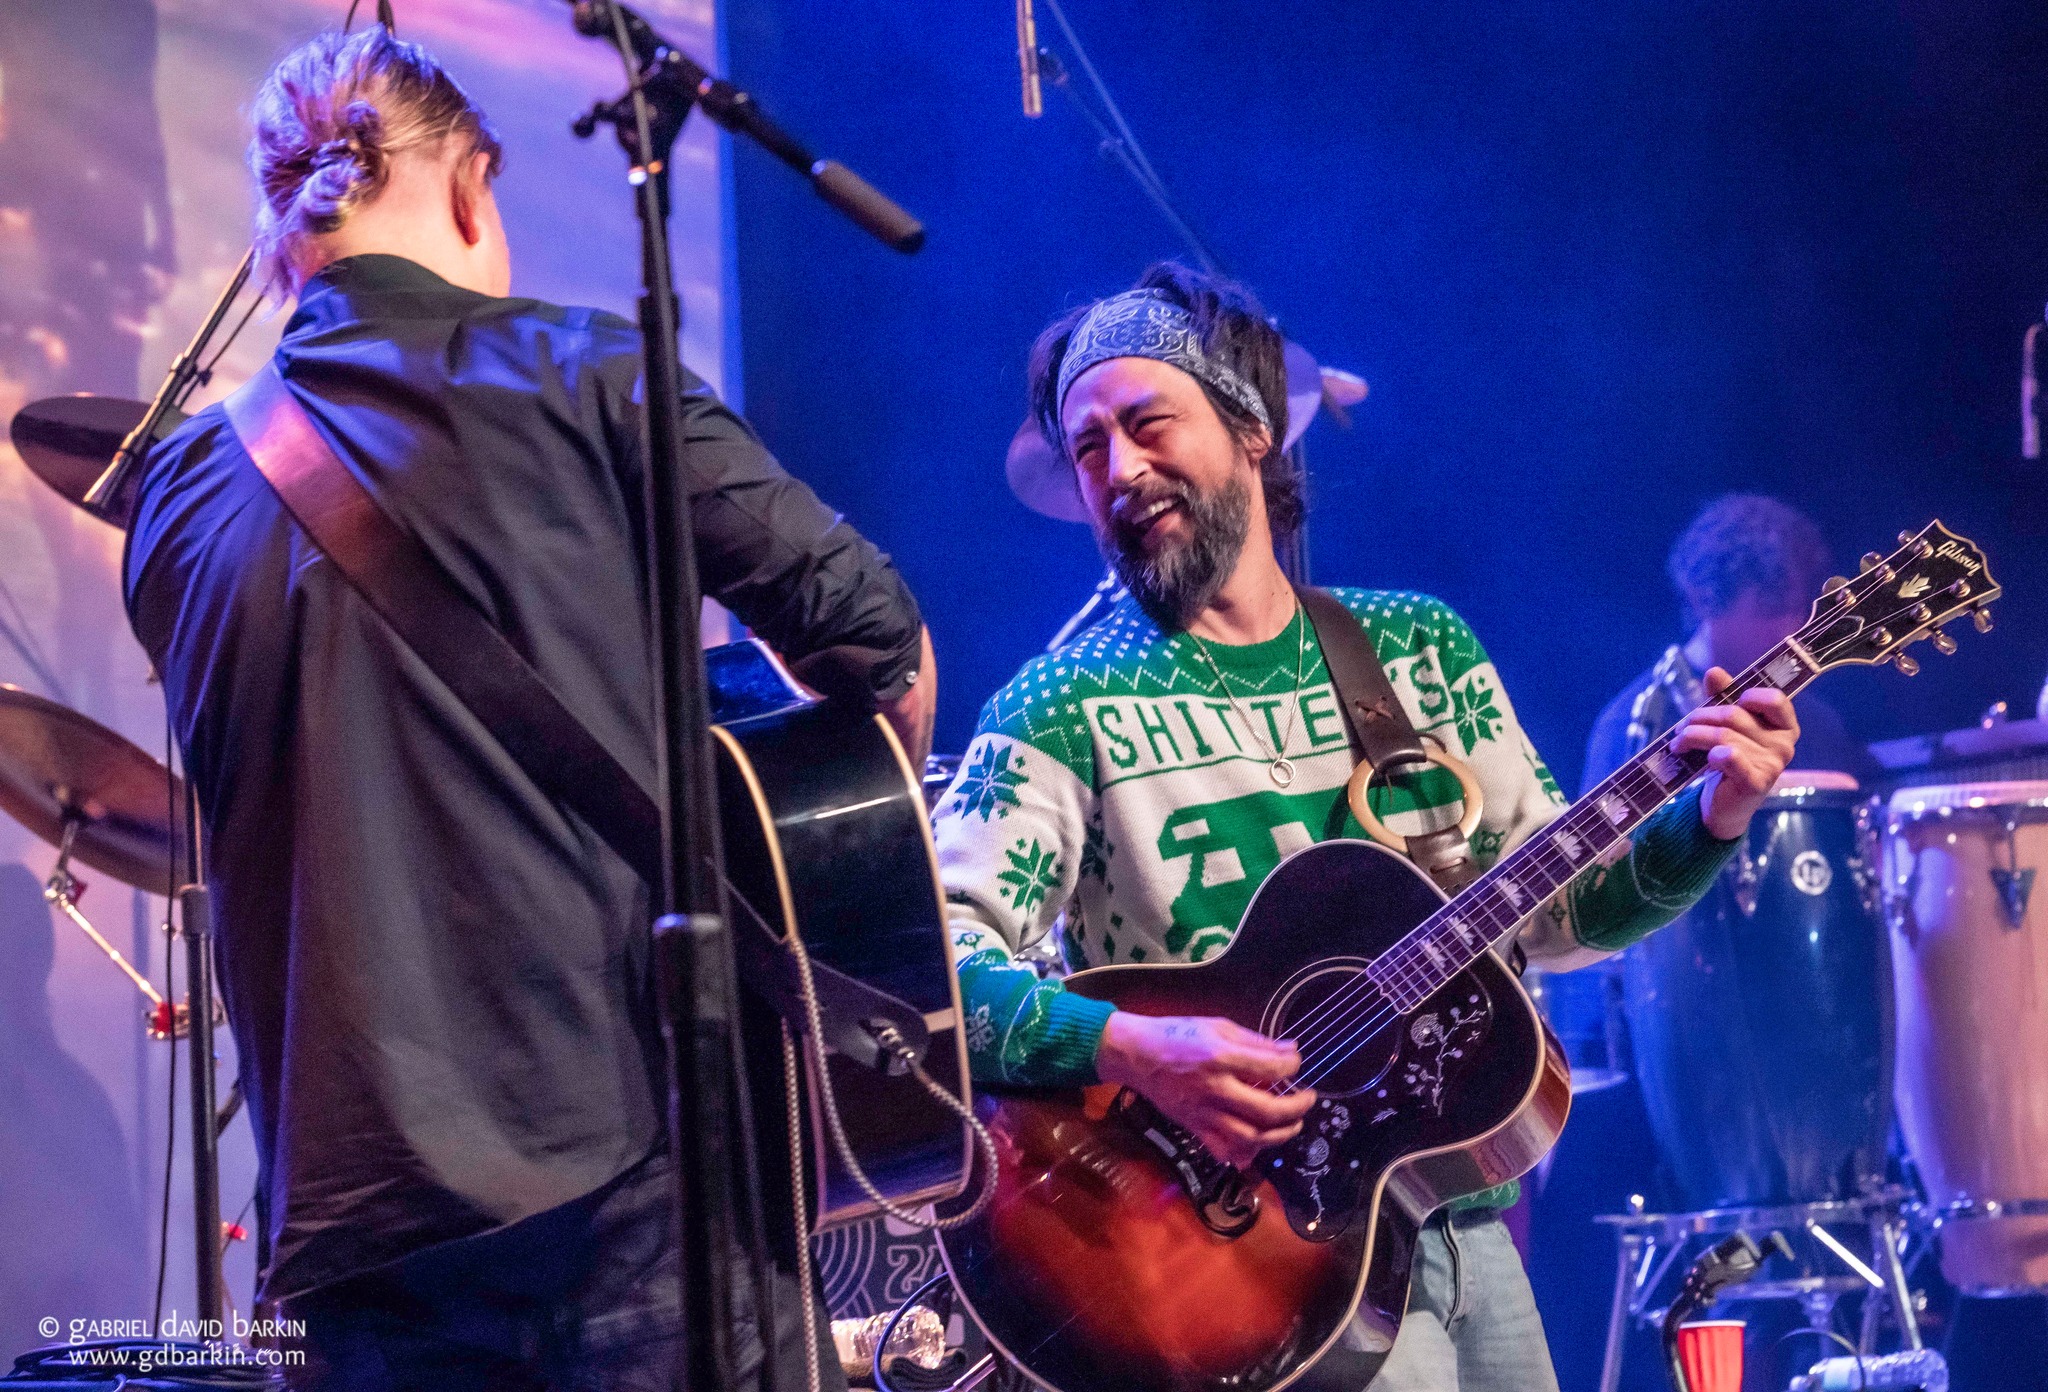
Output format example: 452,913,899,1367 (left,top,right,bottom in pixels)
1099,475,1253,627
